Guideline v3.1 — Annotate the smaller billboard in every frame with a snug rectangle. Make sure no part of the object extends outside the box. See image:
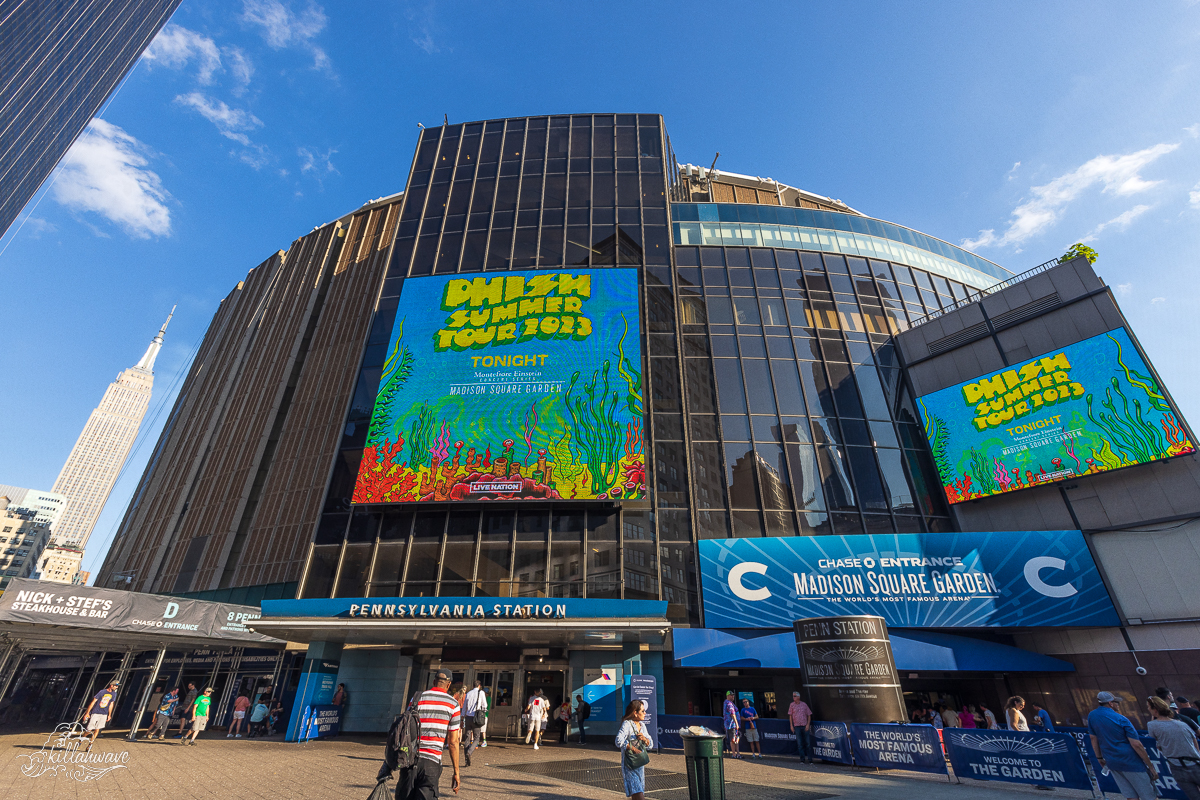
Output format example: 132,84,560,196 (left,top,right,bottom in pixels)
698,531,1120,629
915,328,1193,504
